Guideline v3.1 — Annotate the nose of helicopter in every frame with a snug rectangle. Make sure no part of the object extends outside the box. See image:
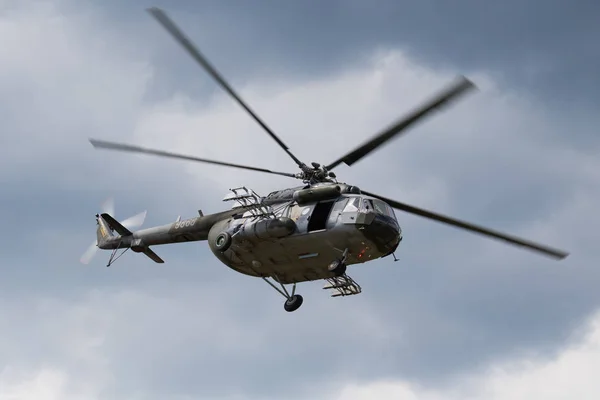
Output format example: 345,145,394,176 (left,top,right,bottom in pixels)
362,214,402,255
